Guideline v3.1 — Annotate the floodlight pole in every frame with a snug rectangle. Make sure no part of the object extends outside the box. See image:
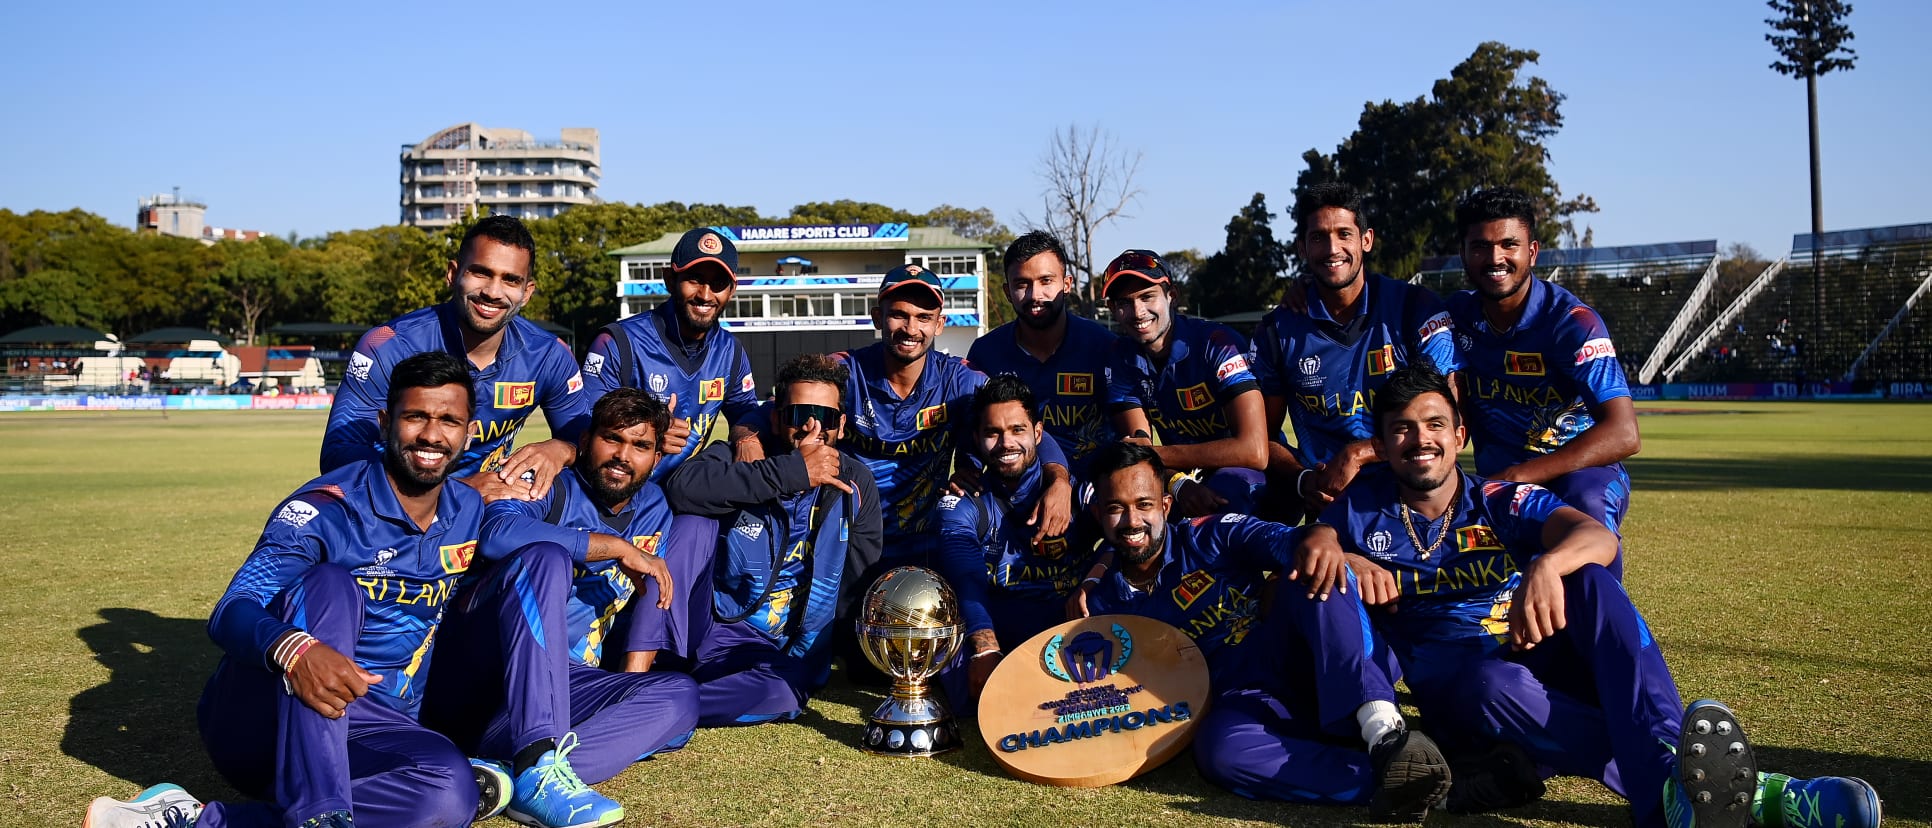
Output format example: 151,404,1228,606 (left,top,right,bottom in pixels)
1806,66,1824,390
